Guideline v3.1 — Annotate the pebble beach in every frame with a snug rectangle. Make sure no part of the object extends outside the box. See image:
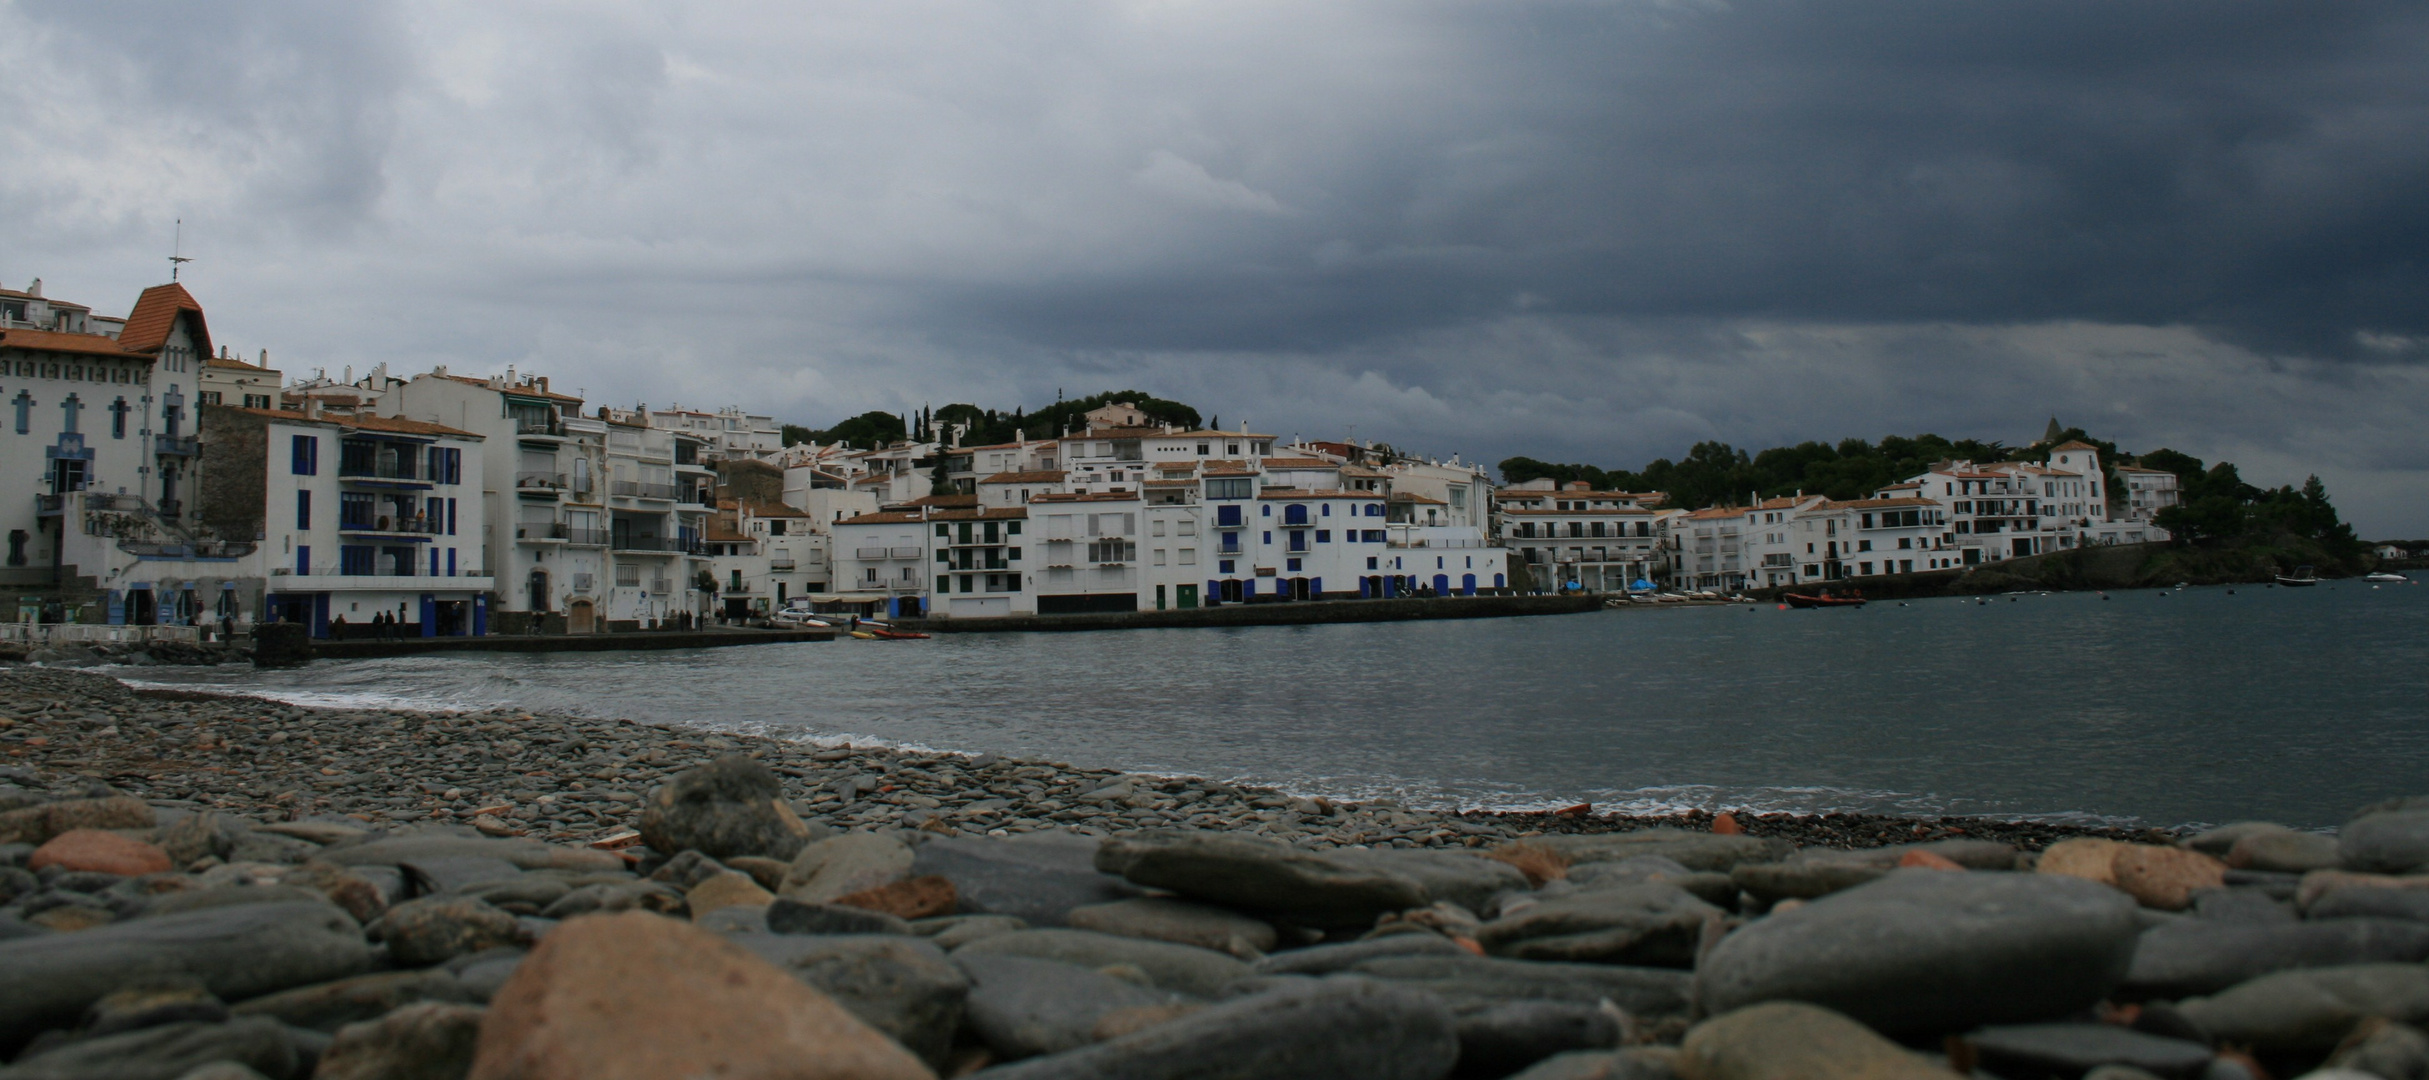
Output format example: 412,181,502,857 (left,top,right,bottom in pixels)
4,664,2428,1080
